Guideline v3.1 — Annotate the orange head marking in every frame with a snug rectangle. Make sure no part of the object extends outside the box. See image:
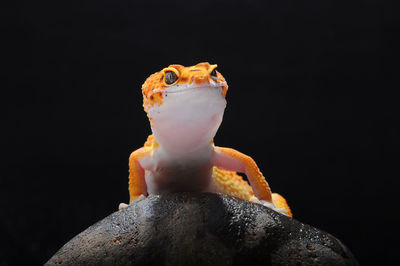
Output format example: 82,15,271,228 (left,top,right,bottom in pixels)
141,62,228,113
